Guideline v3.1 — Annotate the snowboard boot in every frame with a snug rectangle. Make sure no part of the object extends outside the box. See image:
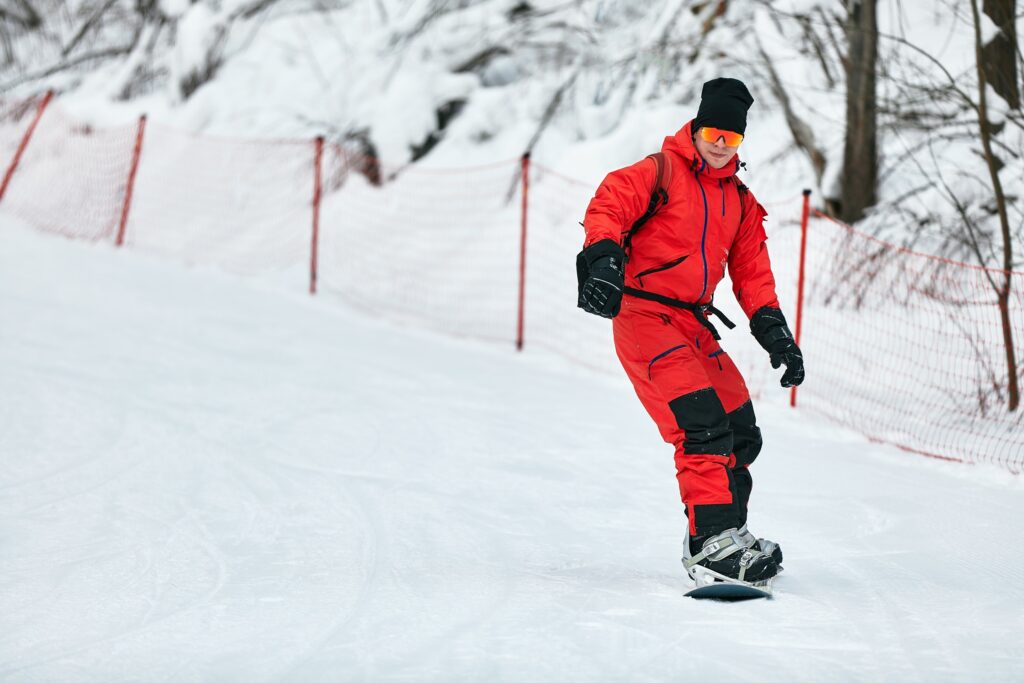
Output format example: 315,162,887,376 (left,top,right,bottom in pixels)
682,527,779,587
738,523,783,567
